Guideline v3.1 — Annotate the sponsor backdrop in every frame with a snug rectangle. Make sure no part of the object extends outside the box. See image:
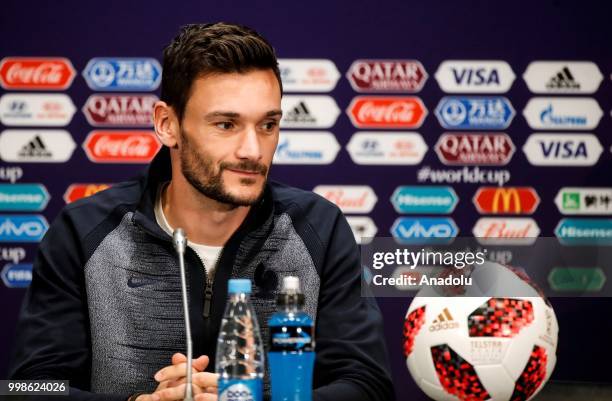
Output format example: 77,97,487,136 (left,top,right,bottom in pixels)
1,0,611,399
